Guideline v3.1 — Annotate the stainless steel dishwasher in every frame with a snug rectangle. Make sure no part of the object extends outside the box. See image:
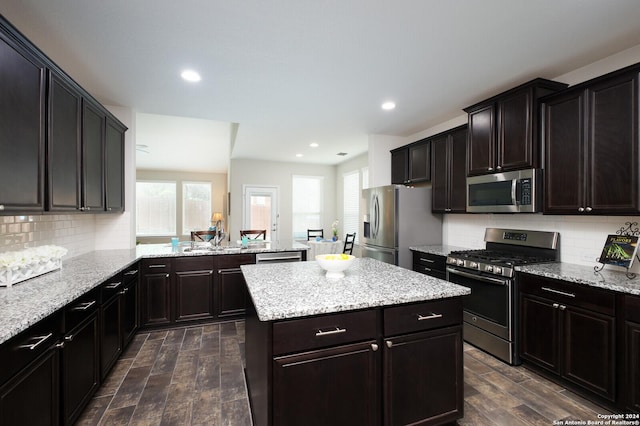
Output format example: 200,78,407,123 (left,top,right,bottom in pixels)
255,251,303,263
